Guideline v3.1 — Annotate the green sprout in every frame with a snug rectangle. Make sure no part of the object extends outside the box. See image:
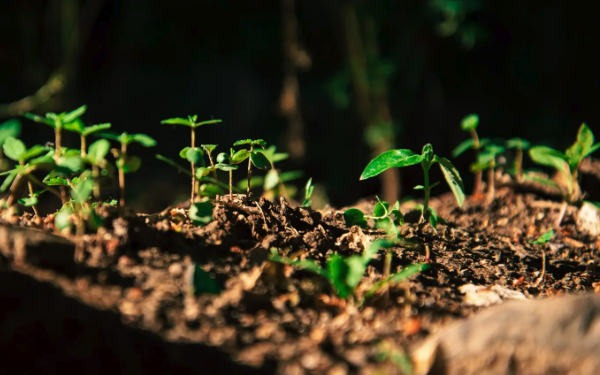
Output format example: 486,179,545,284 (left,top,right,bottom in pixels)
231,139,272,198
101,132,156,214
269,239,427,305
506,138,531,182
452,114,489,196
83,139,112,199
344,197,404,236
0,137,61,215
527,123,600,227
215,152,239,200
0,119,21,171
160,116,221,202
201,144,218,179
63,118,112,157
361,143,465,228
302,178,315,207
470,143,505,203
529,230,554,287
